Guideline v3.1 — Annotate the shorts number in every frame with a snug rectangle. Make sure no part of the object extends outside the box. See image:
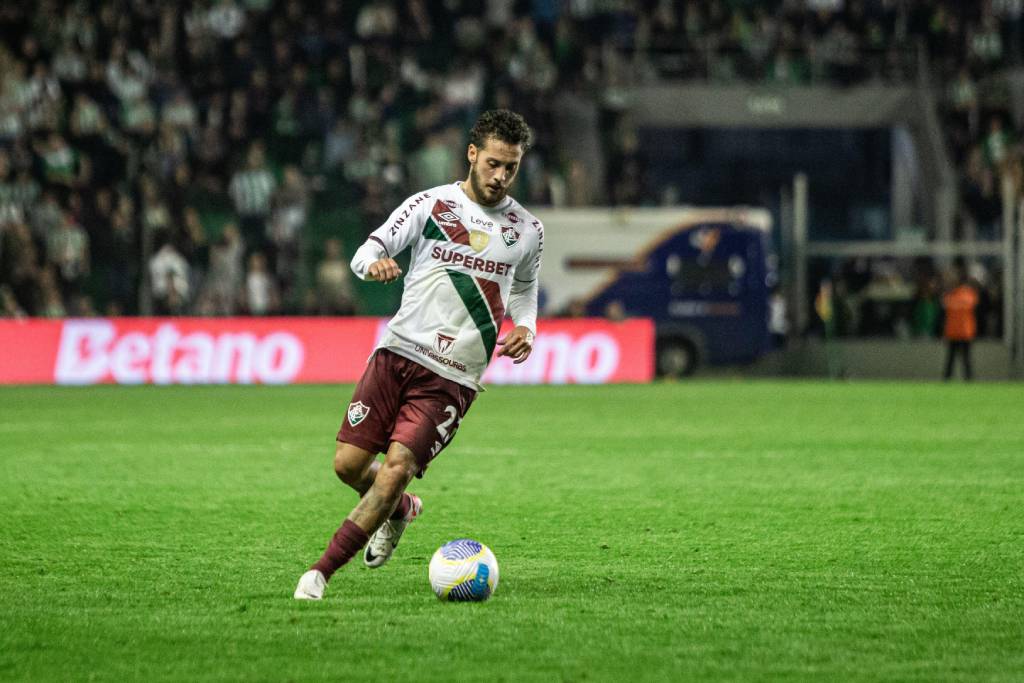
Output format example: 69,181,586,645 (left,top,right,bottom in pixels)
436,405,458,440
430,405,460,457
